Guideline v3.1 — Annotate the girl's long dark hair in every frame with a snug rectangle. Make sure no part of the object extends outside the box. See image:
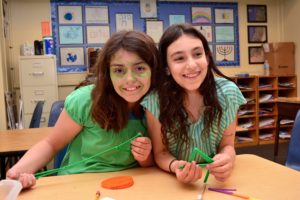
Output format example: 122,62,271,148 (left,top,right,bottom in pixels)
91,31,160,132
158,23,233,150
